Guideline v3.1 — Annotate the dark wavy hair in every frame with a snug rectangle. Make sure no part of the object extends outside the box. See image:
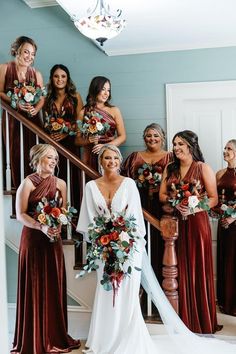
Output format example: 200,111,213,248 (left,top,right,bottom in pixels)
10,36,37,57
84,76,112,112
166,130,205,179
45,64,78,111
